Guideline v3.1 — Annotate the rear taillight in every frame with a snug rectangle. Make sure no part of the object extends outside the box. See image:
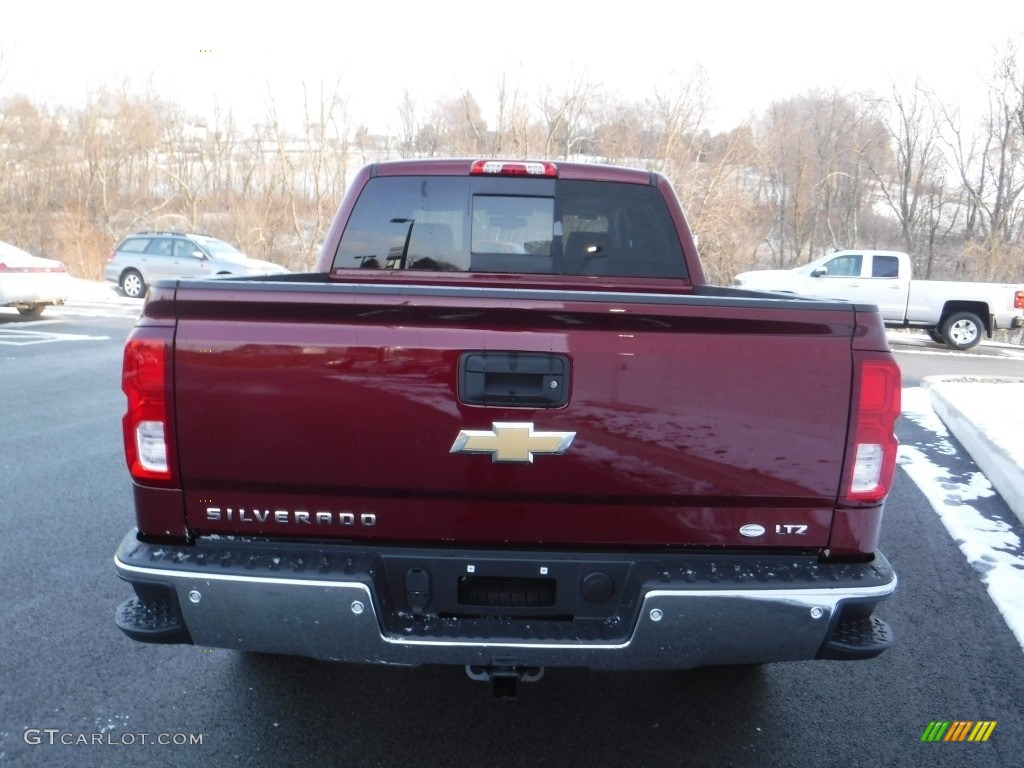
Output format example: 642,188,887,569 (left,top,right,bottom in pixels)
122,334,176,484
1014,290,1024,310
842,356,901,504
